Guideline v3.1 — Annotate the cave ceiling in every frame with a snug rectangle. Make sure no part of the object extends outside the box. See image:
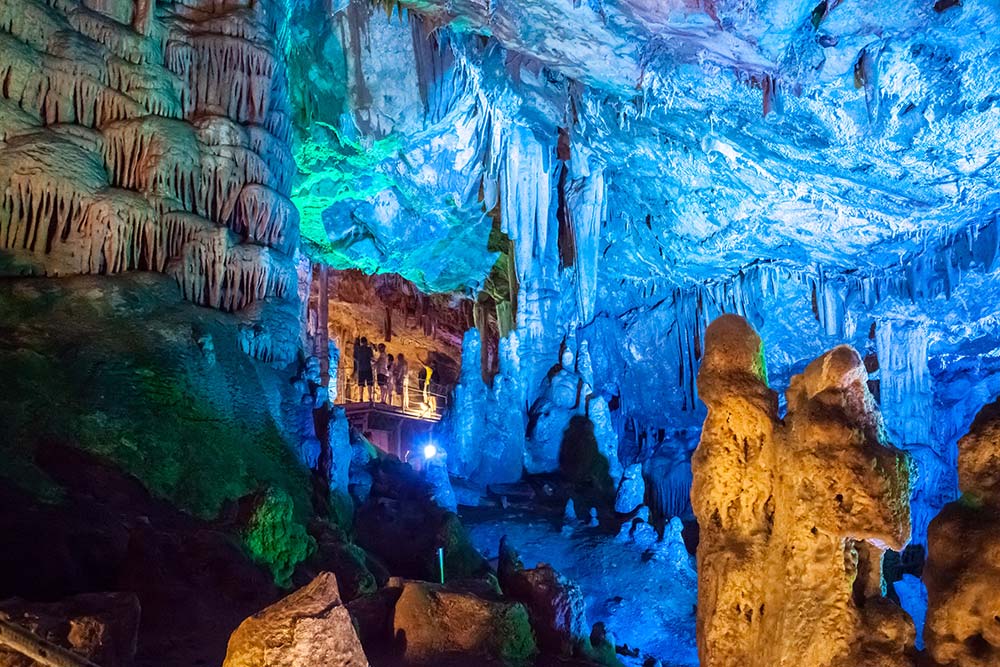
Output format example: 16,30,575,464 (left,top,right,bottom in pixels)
289,0,1000,297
